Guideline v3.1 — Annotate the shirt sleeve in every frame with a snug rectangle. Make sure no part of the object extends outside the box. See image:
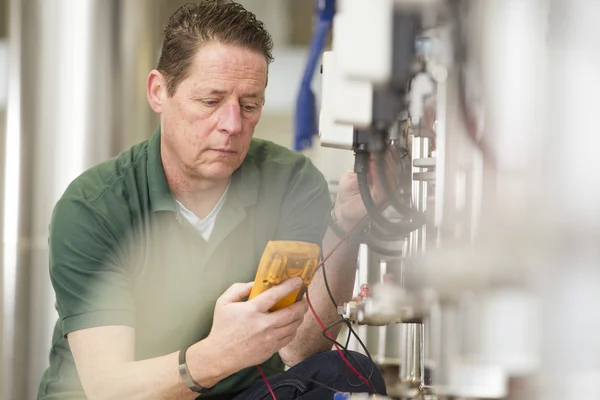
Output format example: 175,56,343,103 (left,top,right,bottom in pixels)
273,156,333,245
49,197,136,337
